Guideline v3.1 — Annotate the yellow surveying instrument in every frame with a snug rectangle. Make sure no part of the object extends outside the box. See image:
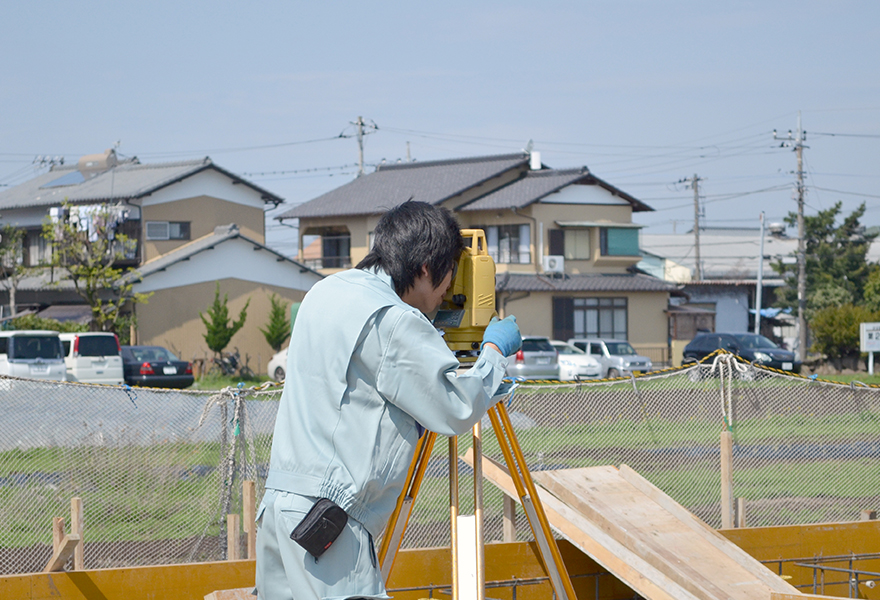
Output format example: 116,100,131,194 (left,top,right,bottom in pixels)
432,229,497,364
379,229,576,600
